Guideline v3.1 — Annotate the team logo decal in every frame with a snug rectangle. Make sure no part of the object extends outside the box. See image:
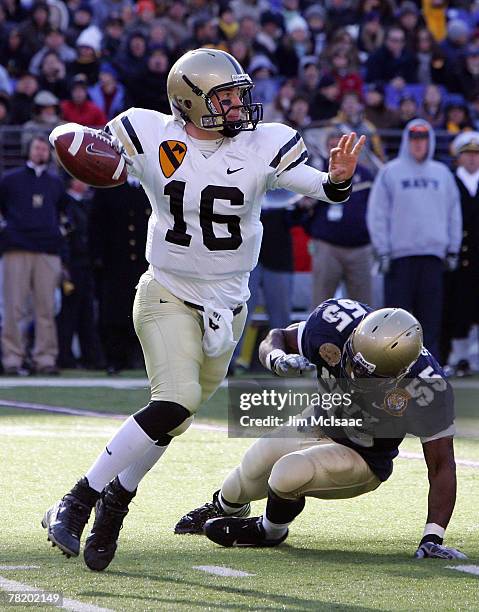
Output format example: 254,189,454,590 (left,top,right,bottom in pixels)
319,343,341,367
159,140,187,178
383,388,410,417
